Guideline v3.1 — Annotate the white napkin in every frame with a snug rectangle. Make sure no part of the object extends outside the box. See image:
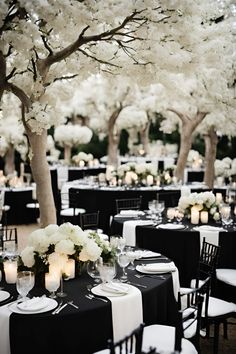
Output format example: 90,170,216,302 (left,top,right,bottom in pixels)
141,262,176,273
156,223,184,230
101,282,129,295
193,225,224,247
120,210,145,216
17,297,49,311
0,302,12,354
123,220,154,246
139,262,180,300
137,250,161,259
104,284,143,342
